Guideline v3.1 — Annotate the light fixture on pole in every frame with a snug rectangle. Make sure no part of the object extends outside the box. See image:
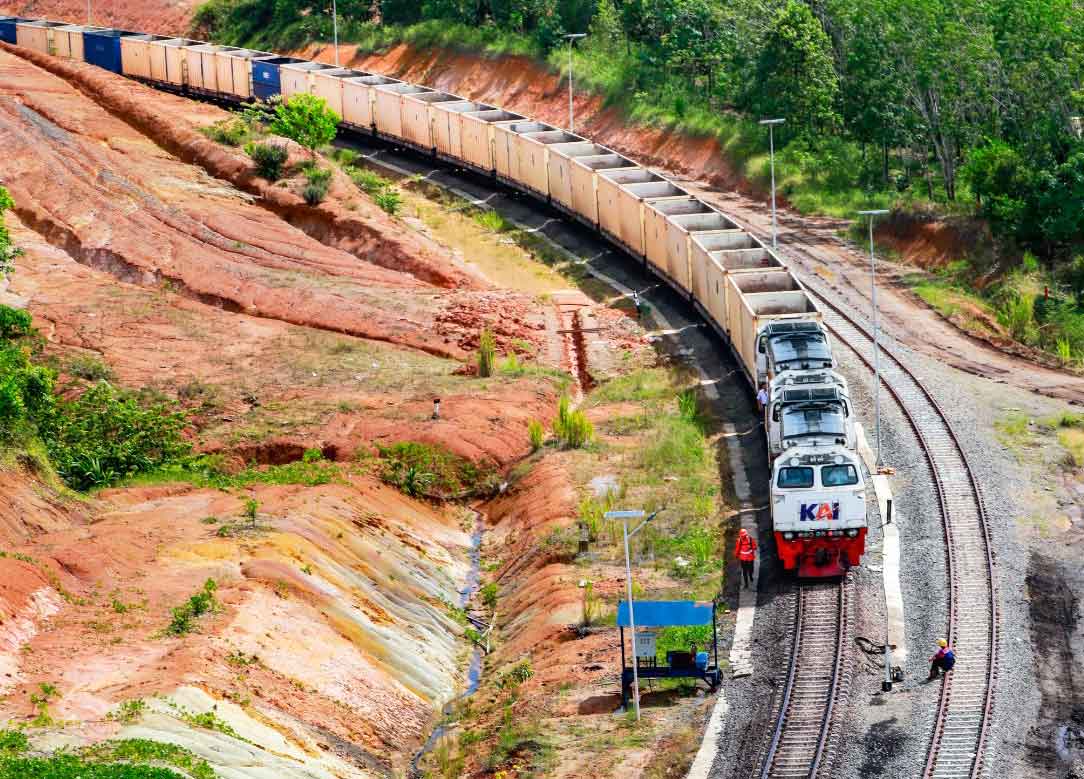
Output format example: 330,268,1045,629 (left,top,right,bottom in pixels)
858,208,890,468
331,0,339,67
758,118,785,249
605,508,661,721
563,33,586,134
